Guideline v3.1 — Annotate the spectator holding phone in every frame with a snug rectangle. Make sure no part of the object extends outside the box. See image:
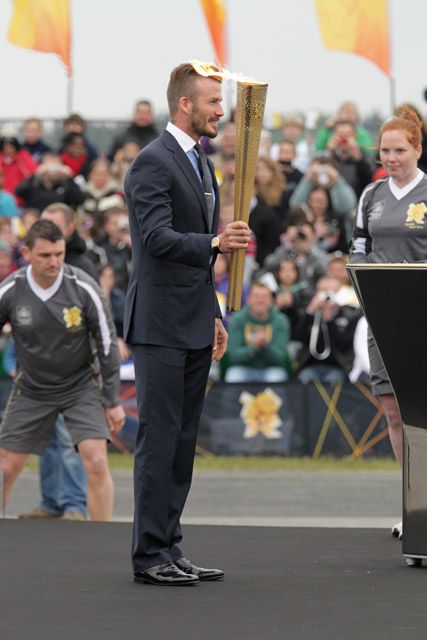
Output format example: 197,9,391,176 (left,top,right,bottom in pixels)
326,121,373,198
15,152,85,211
262,210,328,290
290,155,357,219
314,101,375,158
